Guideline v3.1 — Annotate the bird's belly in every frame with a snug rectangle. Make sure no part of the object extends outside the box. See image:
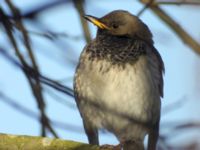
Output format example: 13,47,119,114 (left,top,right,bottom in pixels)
76,57,160,140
